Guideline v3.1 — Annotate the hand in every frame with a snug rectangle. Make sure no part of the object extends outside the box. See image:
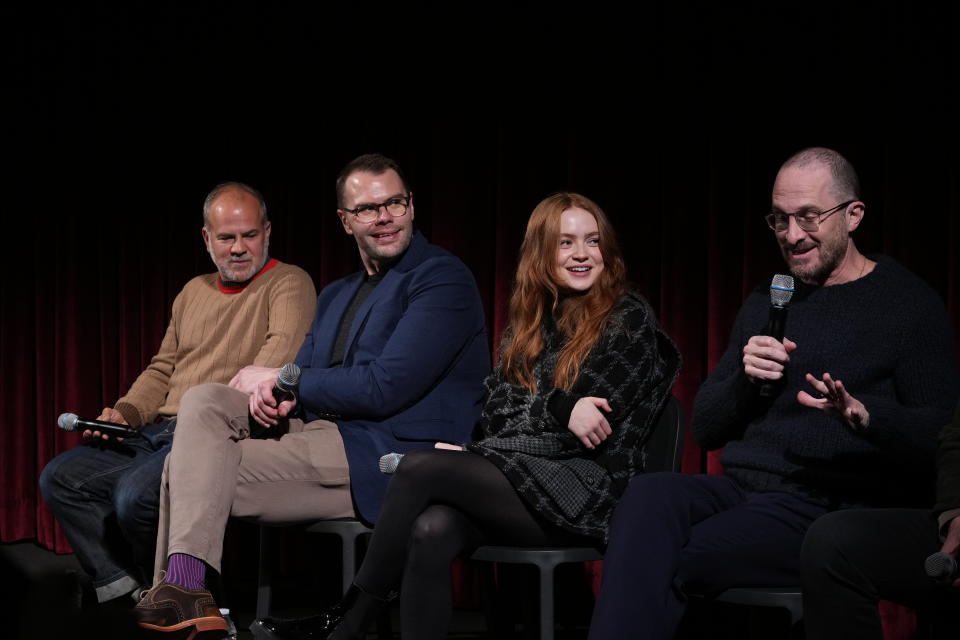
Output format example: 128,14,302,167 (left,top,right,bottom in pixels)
434,442,464,451
567,397,613,450
797,372,871,431
939,516,960,588
229,366,281,395
742,336,797,383
249,378,297,428
83,407,128,442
